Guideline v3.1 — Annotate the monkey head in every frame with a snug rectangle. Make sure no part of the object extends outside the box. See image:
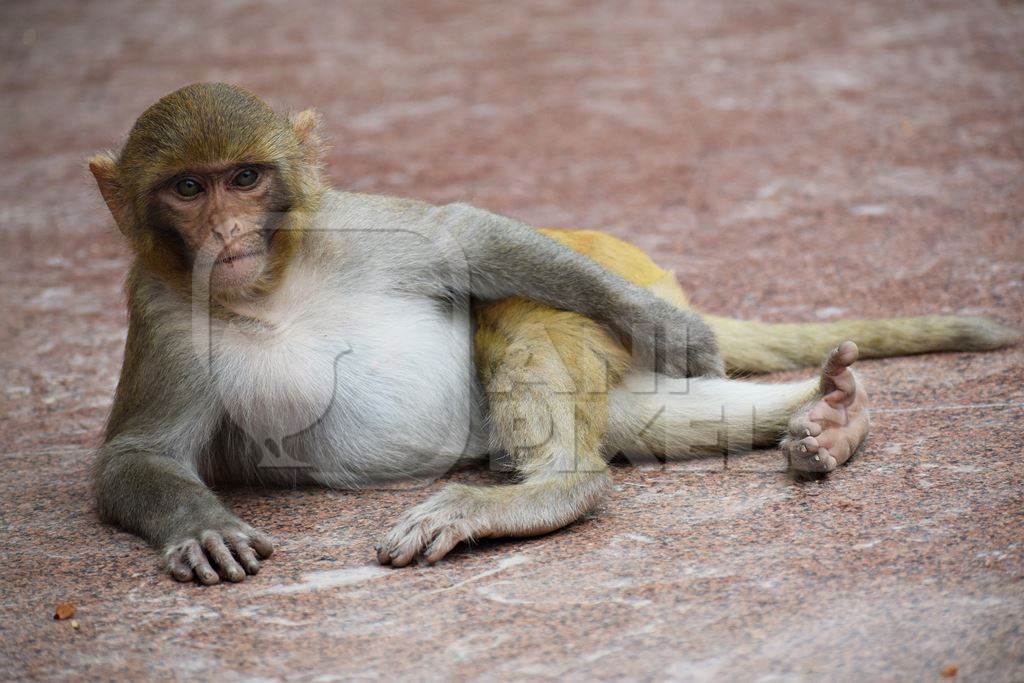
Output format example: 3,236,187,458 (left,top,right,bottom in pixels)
89,83,323,298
